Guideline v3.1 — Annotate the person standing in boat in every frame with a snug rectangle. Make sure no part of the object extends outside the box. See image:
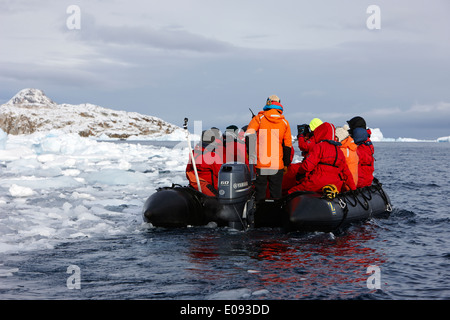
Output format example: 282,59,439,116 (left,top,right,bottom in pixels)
347,116,375,188
185,128,223,197
288,122,356,194
245,95,293,203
